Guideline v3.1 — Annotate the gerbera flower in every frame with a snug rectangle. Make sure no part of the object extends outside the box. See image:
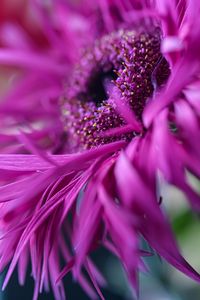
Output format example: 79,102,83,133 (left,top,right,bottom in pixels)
1,0,200,299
